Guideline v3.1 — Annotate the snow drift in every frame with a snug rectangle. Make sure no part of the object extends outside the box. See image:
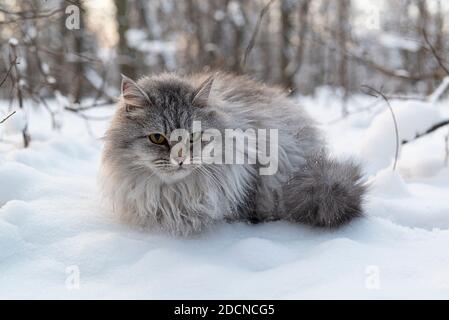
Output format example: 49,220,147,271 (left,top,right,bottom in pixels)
1,95,449,299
